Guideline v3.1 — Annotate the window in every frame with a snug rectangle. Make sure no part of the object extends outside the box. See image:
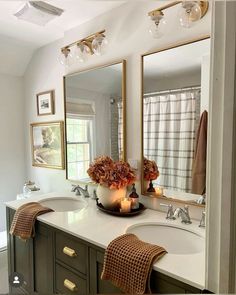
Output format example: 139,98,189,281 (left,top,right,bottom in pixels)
66,115,94,180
